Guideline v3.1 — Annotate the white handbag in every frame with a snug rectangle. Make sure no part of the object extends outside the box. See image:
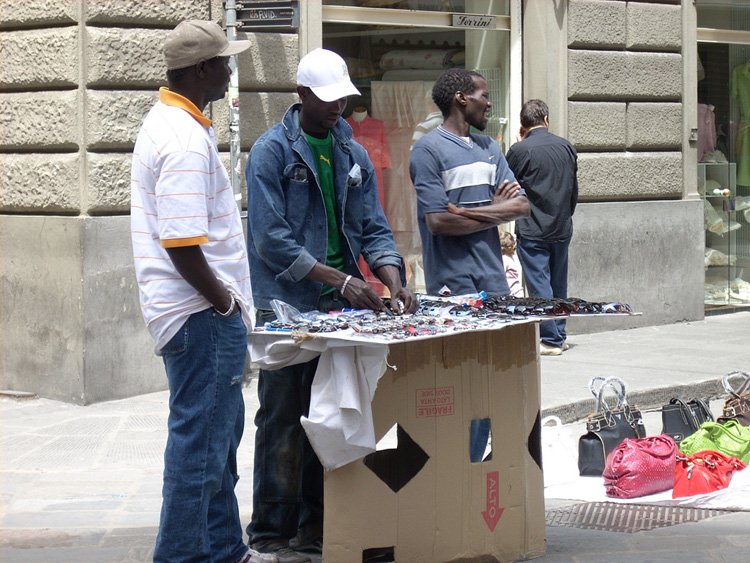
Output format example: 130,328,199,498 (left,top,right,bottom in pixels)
541,415,579,488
